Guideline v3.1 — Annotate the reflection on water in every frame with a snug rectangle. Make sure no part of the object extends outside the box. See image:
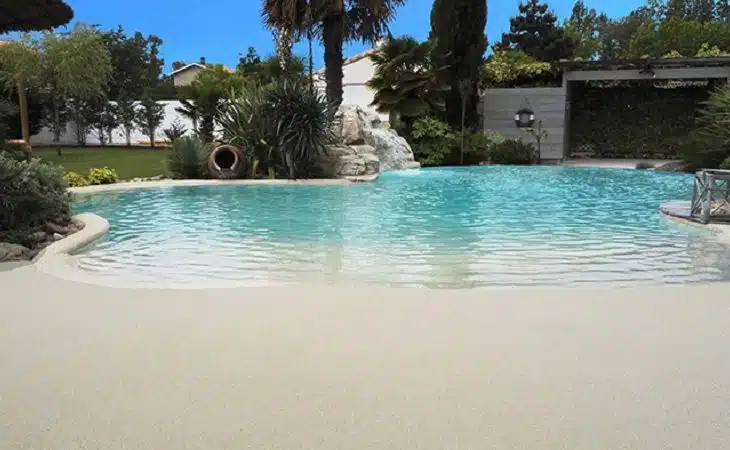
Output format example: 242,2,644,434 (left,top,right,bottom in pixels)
73,166,730,288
